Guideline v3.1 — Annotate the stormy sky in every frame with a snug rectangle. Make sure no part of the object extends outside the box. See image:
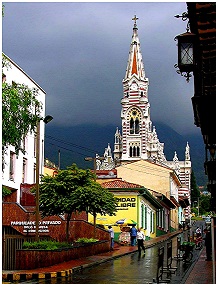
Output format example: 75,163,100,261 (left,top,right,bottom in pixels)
2,1,198,135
